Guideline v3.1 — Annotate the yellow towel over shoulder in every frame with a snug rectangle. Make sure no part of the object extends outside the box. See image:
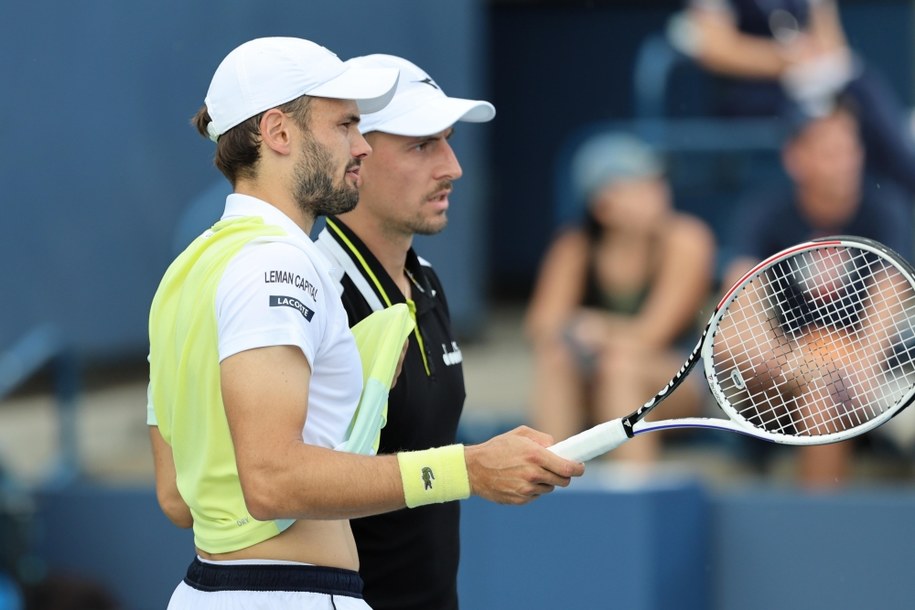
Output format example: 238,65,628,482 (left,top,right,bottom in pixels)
338,303,415,455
